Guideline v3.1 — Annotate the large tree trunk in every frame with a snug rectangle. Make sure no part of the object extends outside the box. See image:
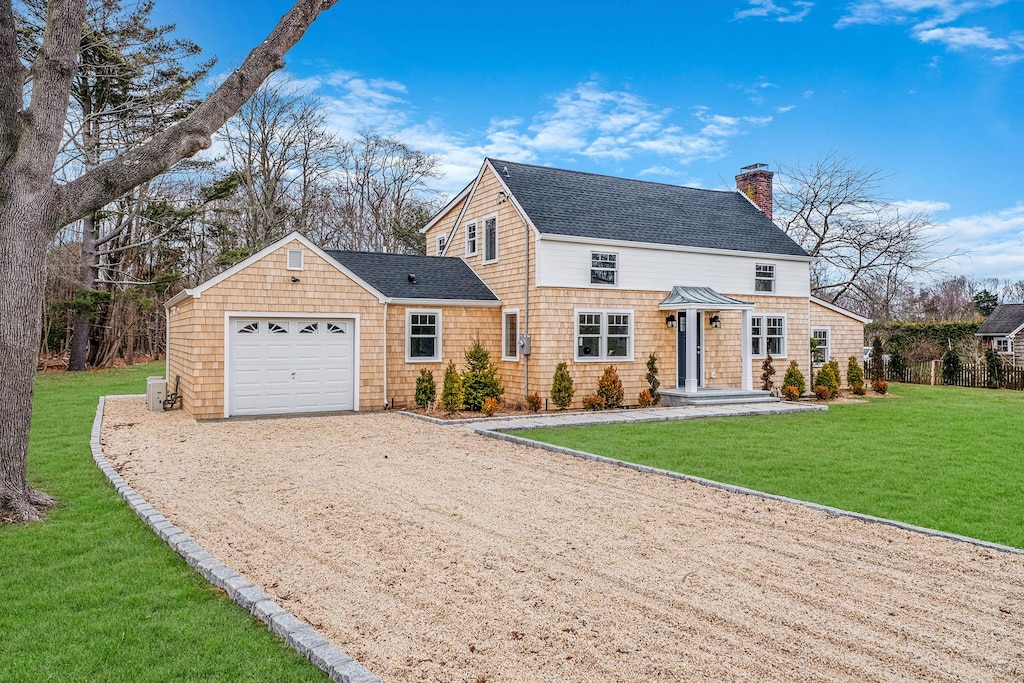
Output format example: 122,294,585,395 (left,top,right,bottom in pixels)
0,188,58,522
